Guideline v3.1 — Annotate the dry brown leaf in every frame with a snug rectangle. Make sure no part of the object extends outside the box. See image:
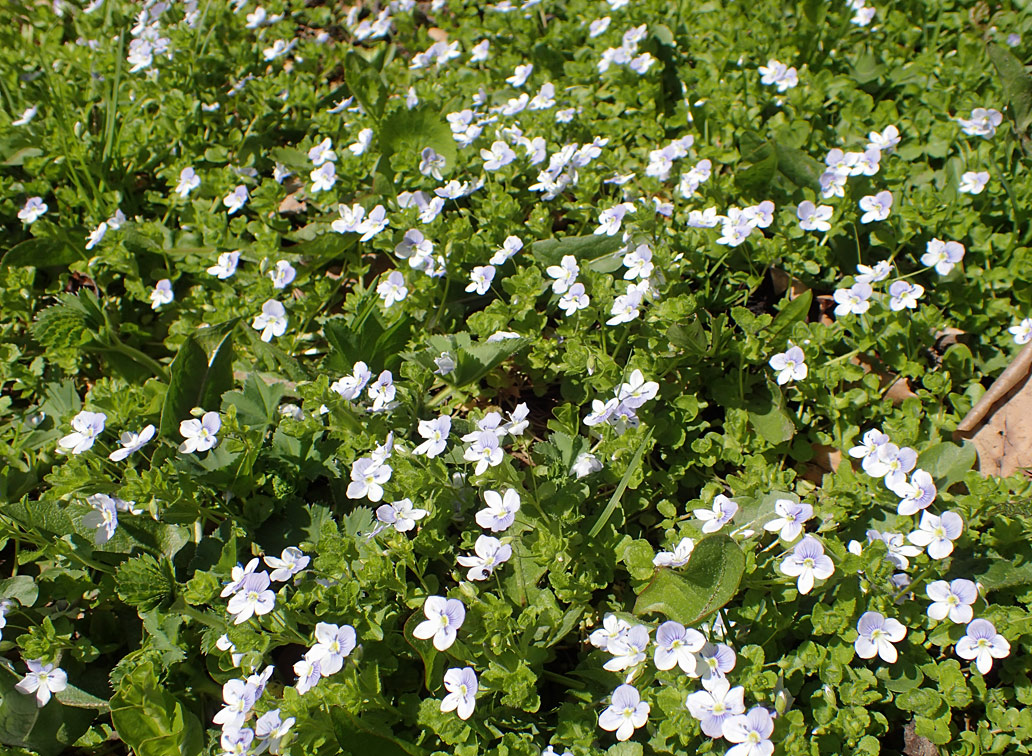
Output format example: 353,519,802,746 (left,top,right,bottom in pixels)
850,354,918,403
769,267,810,299
427,27,449,42
955,341,1032,477
903,721,939,756
801,444,843,484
